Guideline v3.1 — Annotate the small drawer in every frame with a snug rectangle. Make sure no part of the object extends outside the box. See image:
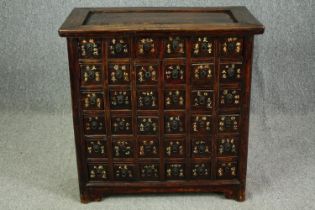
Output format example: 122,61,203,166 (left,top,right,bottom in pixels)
80,64,103,87
164,89,185,109
165,139,185,158
138,138,159,158
191,90,213,111
216,159,238,179
81,92,104,110
220,37,243,57
137,89,158,110
164,63,186,84
78,38,102,59
135,37,159,58
113,164,136,180
191,36,214,57
111,116,133,135
112,139,134,158
109,89,131,110
191,63,214,86
137,116,159,135
191,137,211,157
217,137,239,157
108,63,131,85
219,89,241,108
164,36,185,57
83,114,106,135
164,113,185,134
191,115,212,134
191,162,211,179
218,115,240,133
108,37,130,58
136,63,159,85
88,163,109,181
166,163,185,179
85,137,107,158
219,63,243,82
140,163,160,180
